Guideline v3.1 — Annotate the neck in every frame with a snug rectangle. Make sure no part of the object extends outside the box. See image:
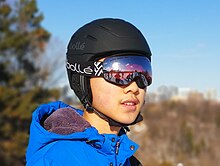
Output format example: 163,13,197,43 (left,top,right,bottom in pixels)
83,109,121,135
